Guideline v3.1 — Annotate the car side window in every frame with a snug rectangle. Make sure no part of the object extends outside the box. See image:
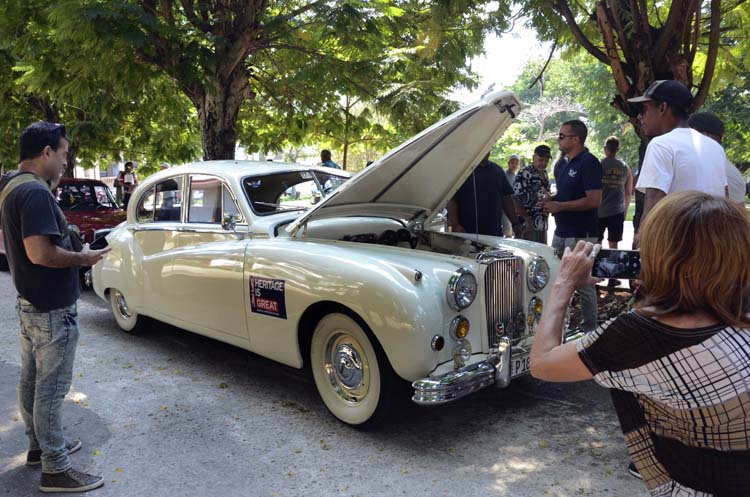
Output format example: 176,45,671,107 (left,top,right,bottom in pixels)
222,185,242,220
136,188,156,223
154,177,183,222
188,175,222,223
